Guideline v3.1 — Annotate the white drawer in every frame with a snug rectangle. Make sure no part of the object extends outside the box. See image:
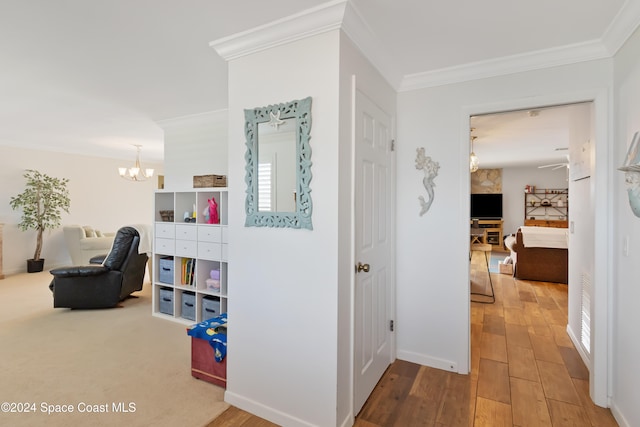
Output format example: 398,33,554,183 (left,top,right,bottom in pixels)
175,239,197,257
155,238,175,255
221,226,229,244
221,243,228,261
155,222,175,239
175,224,197,240
198,242,222,261
197,225,222,243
